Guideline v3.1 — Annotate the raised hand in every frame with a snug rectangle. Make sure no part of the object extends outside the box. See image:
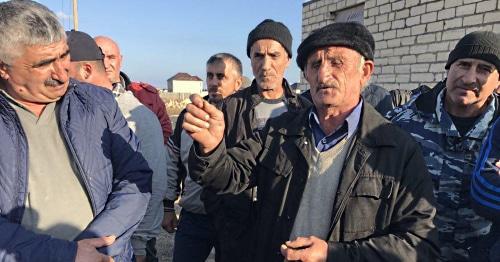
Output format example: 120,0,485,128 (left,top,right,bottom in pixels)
182,94,225,154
